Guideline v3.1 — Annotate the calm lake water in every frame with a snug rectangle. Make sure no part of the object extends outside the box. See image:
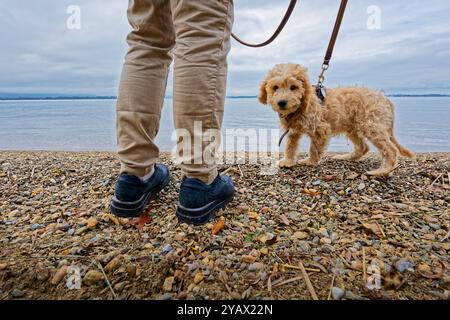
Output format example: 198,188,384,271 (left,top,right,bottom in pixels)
0,98,449,152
